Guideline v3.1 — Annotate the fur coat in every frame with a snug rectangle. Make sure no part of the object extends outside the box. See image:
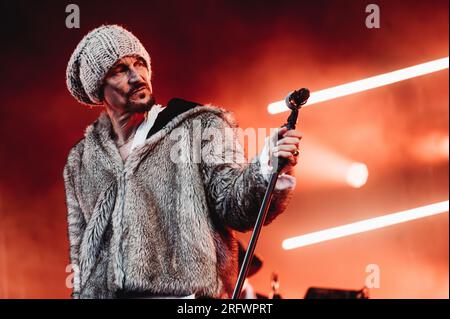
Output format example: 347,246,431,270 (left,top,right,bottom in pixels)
63,103,293,299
